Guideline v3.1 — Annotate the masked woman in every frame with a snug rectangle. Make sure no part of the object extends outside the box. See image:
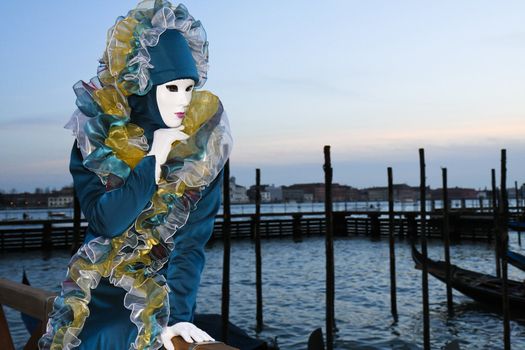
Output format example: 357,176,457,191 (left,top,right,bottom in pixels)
38,1,232,349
